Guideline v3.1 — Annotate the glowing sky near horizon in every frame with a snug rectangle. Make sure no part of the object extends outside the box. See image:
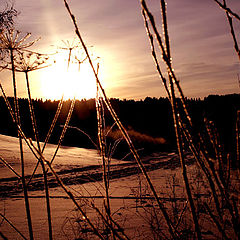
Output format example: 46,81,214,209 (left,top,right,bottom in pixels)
0,0,240,100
